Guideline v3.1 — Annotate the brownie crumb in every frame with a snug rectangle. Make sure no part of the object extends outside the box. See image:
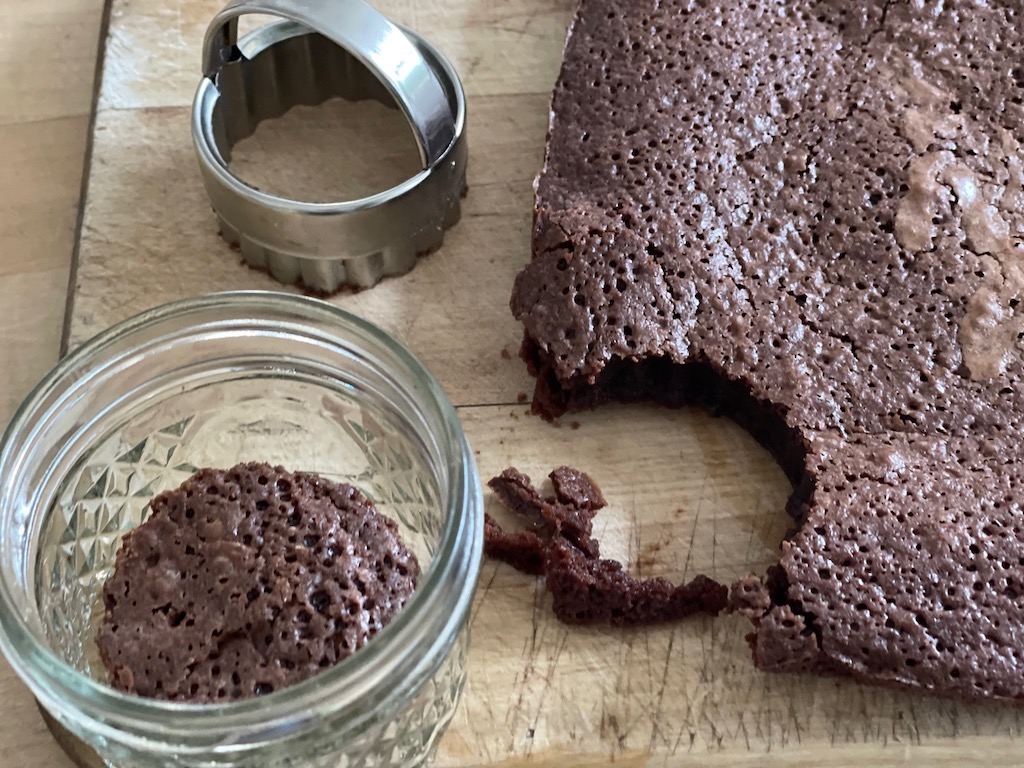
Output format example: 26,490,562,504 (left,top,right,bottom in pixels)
95,463,420,703
484,514,546,576
729,575,773,622
488,466,601,557
485,466,727,625
547,540,727,625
